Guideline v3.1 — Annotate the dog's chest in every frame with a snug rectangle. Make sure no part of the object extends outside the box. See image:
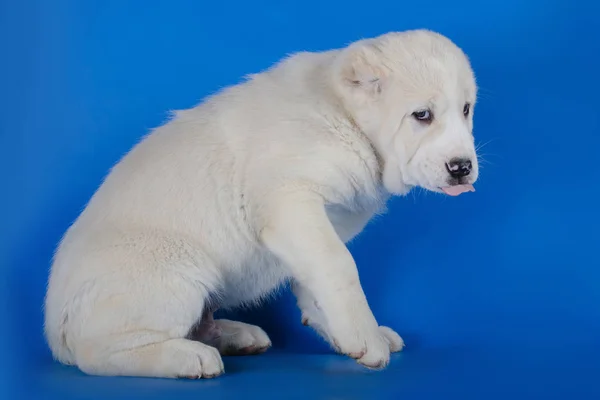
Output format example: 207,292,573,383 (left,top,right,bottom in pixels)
324,152,387,242
325,202,381,243
219,248,289,308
